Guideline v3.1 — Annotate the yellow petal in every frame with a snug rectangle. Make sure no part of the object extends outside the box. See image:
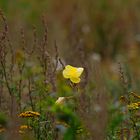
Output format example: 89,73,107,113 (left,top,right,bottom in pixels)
65,65,75,70
63,65,76,78
63,69,70,78
70,77,80,83
76,68,84,77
